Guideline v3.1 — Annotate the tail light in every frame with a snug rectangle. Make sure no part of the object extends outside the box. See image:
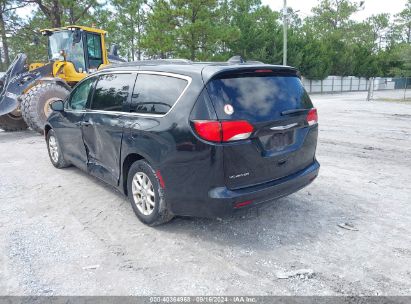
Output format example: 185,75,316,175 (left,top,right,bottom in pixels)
221,121,254,141
306,108,318,126
191,120,221,142
192,120,254,143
